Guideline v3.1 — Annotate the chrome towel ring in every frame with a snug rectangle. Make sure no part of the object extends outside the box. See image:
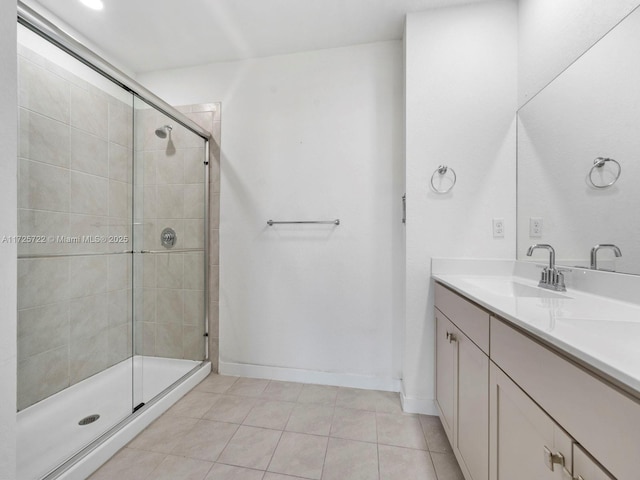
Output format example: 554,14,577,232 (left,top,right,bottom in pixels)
588,157,621,189
430,165,457,194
